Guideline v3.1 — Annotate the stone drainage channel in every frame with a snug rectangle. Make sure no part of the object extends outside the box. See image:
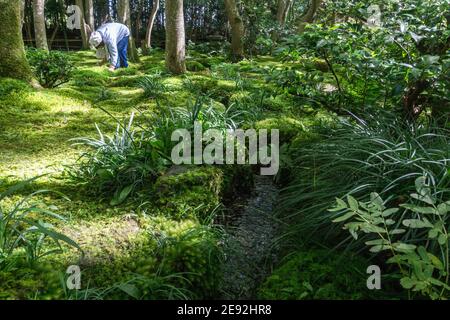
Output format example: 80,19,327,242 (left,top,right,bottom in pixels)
221,175,280,299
